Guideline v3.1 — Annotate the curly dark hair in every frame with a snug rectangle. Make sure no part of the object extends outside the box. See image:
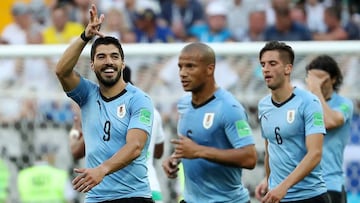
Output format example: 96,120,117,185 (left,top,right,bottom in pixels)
305,55,343,92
